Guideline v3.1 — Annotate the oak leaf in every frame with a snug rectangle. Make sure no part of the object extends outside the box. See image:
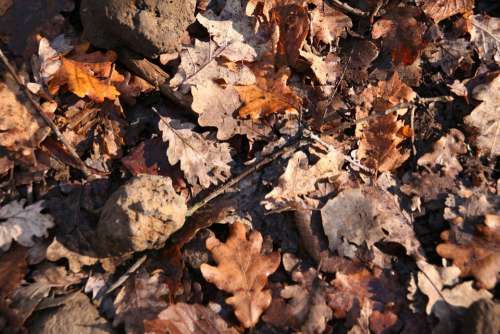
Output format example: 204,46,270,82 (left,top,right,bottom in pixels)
420,0,474,23
49,57,120,102
464,73,500,156
236,66,302,119
144,303,238,334
200,222,280,328
0,200,54,251
470,15,500,65
158,115,232,188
